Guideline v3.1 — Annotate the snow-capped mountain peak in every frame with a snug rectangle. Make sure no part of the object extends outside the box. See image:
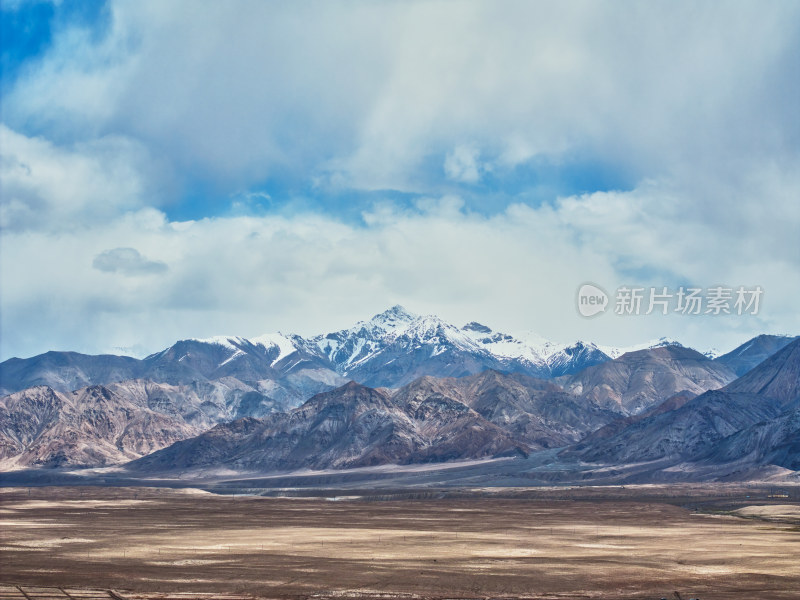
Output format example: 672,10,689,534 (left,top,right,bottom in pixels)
313,309,484,374
148,308,699,388
368,305,419,332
